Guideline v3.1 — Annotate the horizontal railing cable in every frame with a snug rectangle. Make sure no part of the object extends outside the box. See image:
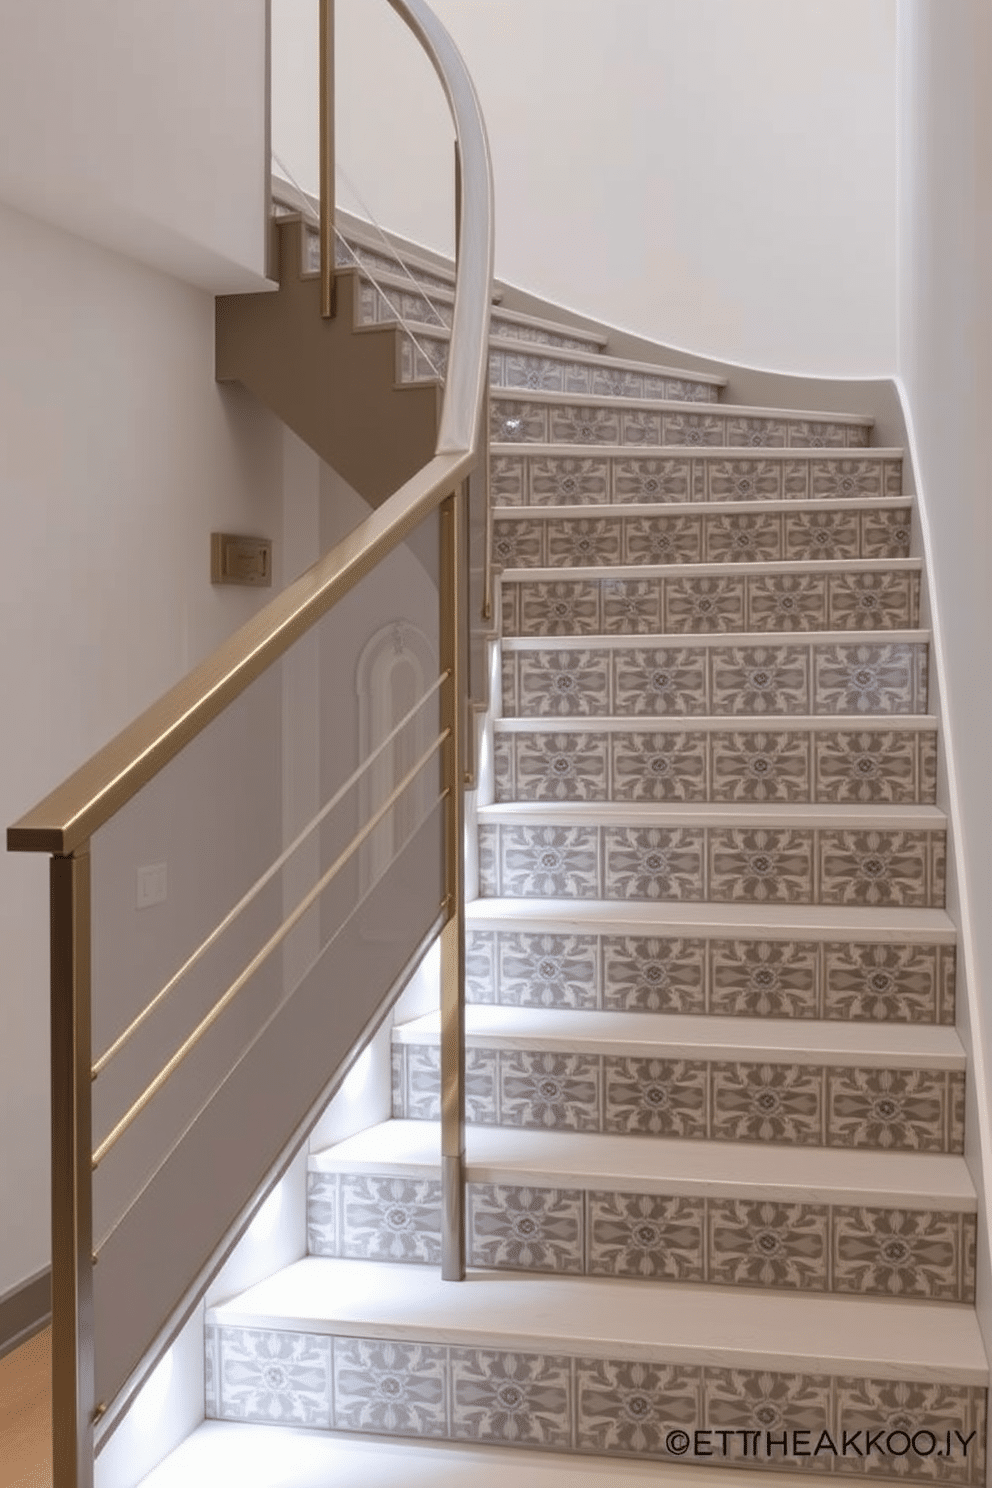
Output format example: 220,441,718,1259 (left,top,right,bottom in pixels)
271,155,449,379
92,672,448,1079
93,787,449,1258
92,730,449,1169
